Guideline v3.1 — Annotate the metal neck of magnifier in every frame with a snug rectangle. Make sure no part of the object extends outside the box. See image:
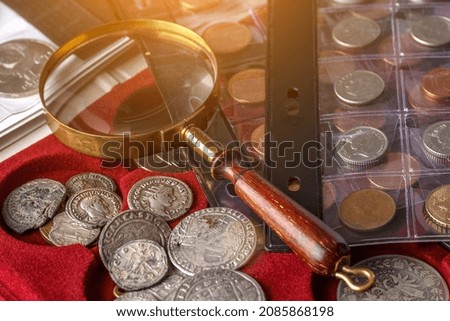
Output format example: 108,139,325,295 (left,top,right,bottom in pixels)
39,19,374,292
